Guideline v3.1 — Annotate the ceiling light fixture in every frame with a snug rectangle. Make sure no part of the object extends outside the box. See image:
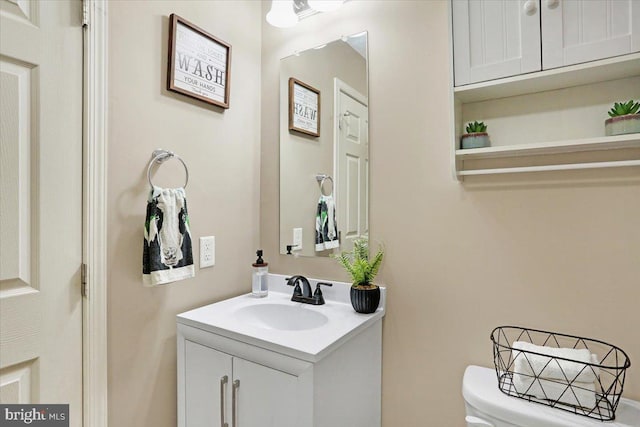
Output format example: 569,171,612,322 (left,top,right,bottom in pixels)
266,0,299,28
308,0,344,12
266,0,345,28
